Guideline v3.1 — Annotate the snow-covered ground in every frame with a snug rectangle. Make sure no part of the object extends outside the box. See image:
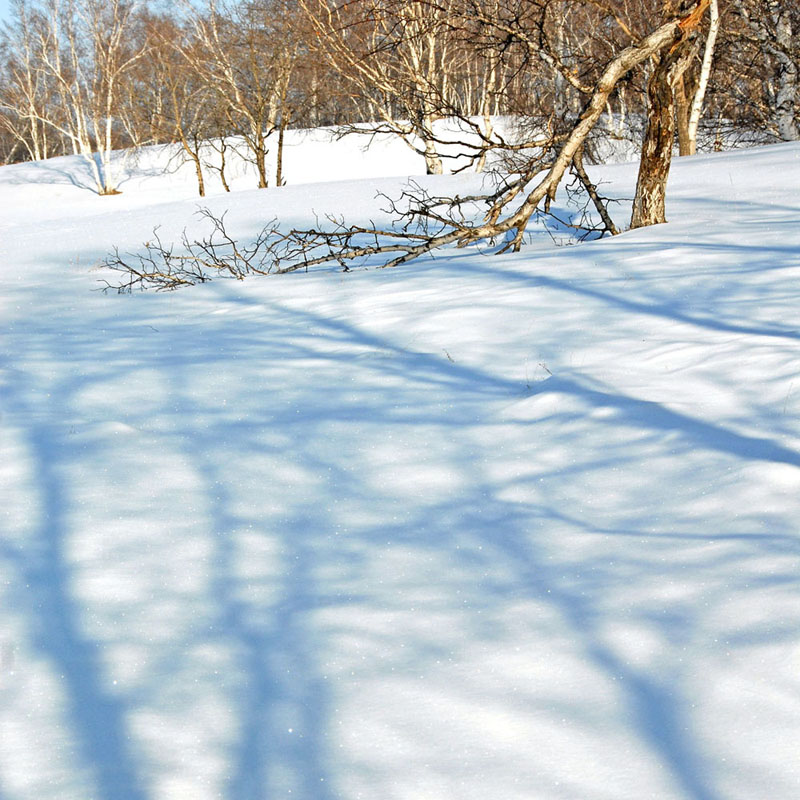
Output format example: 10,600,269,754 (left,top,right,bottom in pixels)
1,130,799,800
